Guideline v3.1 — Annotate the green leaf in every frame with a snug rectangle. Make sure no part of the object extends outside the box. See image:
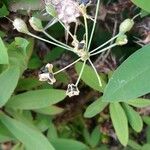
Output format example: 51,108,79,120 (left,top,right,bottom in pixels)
75,62,106,92
0,37,9,64
0,113,55,150
143,116,150,126
34,115,50,132
8,37,34,73
103,44,150,102
47,121,58,141
109,103,128,146
51,139,88,150
146,126,150,143
28,57,42,69
0,121,15,142
142,144,150,150
6,89,66,110
16,78,42,91
0,4,9,17
90,126,101,148
0,66,20,107
127,98,150,108
84,97,108,118
12,143,24,150
131,0,150,13
44,47,64,62
123,103,143,132
33,105,63,115
128,140,142,150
